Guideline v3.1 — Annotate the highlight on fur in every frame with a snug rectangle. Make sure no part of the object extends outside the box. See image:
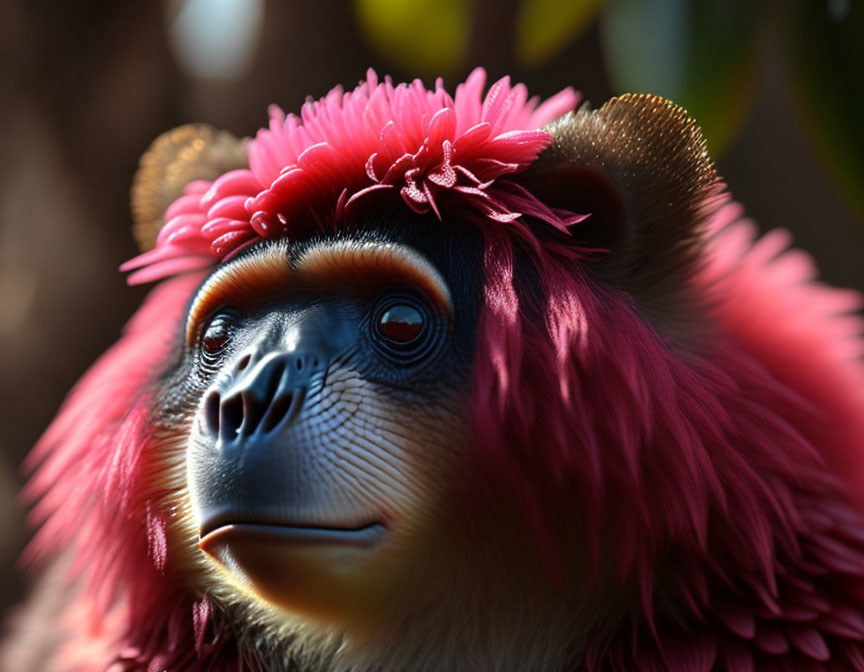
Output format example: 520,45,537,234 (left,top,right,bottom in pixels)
13,68,864,671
